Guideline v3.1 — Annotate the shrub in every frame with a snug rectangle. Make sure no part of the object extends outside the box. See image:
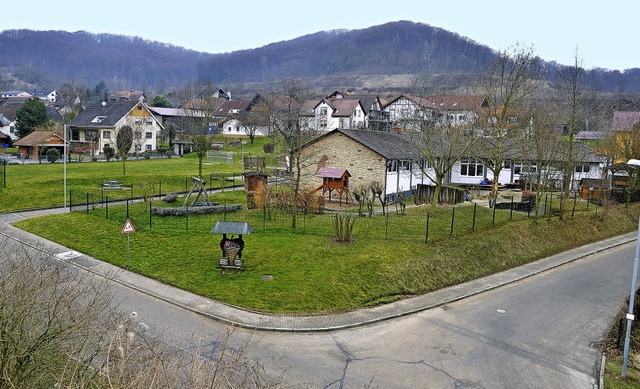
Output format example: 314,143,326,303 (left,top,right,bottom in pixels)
46,148,60,163
263,143,275,153
103,144,115,161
